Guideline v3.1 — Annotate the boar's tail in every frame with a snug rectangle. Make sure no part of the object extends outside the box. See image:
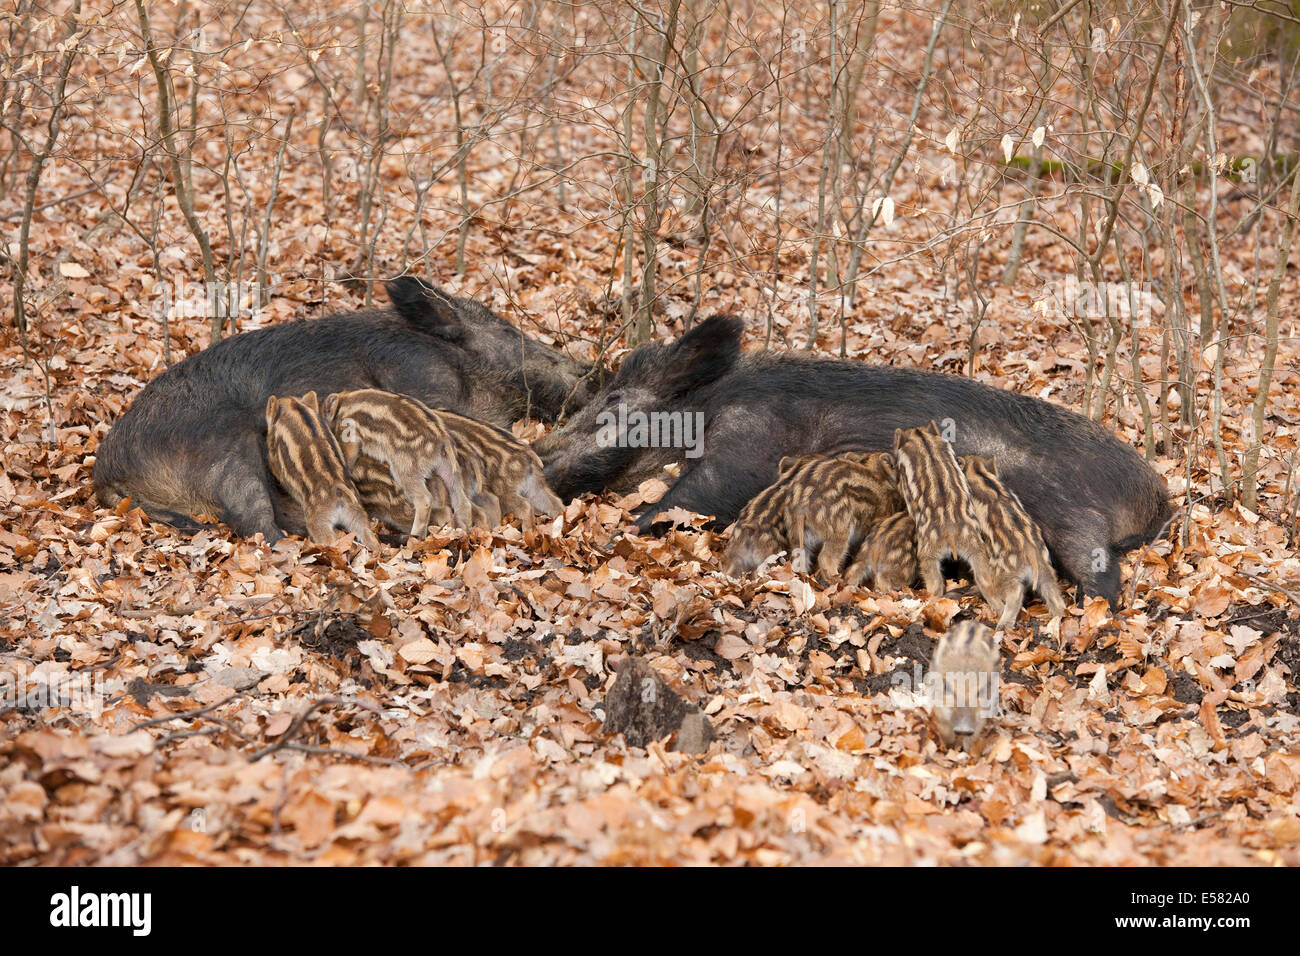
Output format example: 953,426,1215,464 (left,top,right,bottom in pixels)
386,276,464,342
